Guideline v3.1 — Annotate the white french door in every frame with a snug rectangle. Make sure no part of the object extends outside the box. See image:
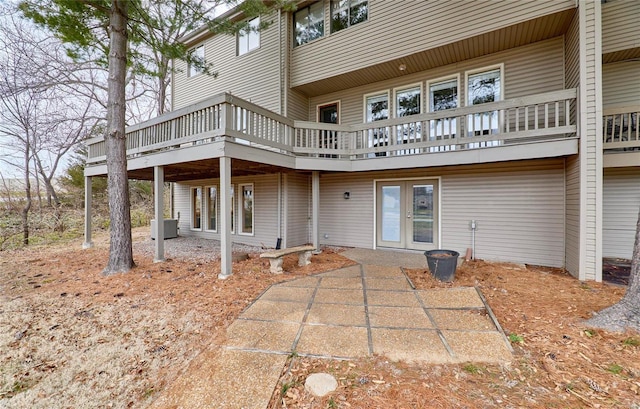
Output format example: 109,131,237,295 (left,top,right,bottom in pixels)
376,179,439,250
